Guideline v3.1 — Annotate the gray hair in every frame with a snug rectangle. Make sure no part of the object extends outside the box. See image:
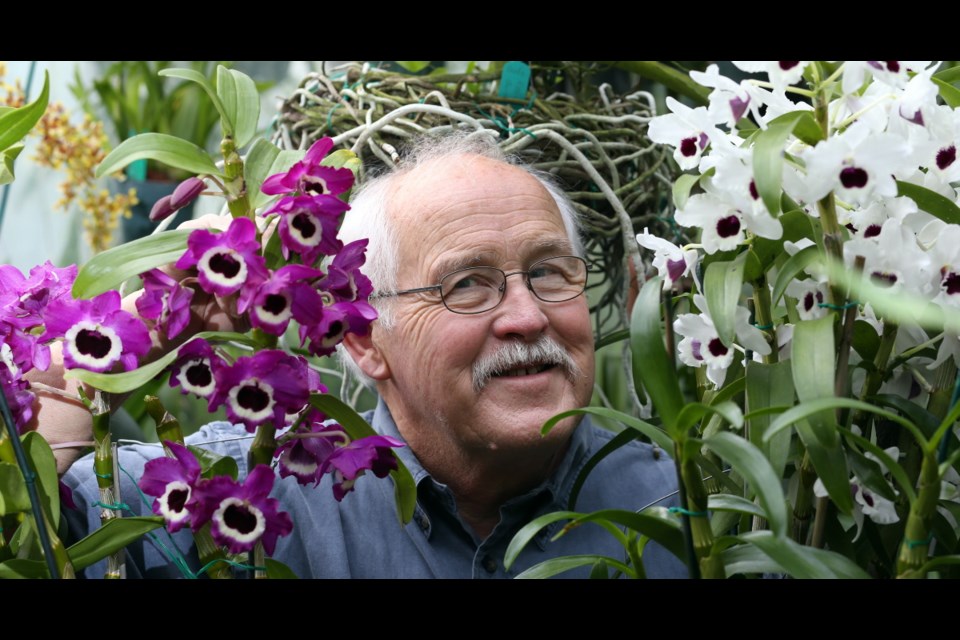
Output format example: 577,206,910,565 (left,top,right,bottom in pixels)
336,130,585,386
